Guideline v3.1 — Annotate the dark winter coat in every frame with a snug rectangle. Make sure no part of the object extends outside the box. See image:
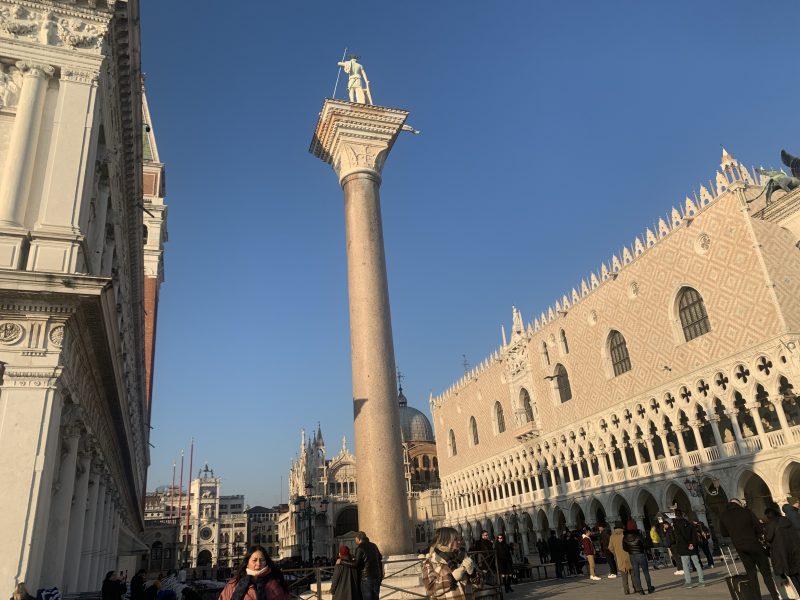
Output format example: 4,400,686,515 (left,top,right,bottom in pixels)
101,579,126,600
764,517,800,577
720,503,765,552
473,538,494,558
783,504,800,532
548,535,564,561
672,518,698,556
622,529,646,555
494,540,513,574
131,575,146,600
354,540,383,581
330,560,362,600
600,529,613,557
